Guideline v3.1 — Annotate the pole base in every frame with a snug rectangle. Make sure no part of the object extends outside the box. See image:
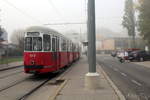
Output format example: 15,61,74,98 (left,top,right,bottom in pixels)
85,72,100,90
